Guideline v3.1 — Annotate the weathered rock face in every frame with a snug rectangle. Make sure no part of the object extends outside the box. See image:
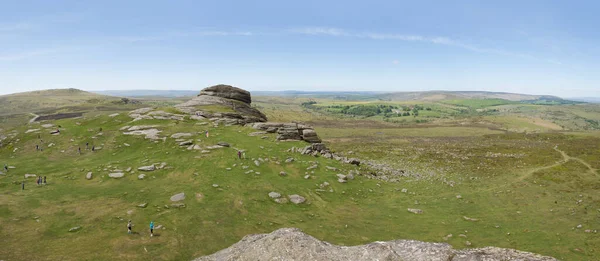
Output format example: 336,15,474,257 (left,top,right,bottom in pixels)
193,228,558,261
176,84,267,124
199,84,252,104
252,122,322,143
